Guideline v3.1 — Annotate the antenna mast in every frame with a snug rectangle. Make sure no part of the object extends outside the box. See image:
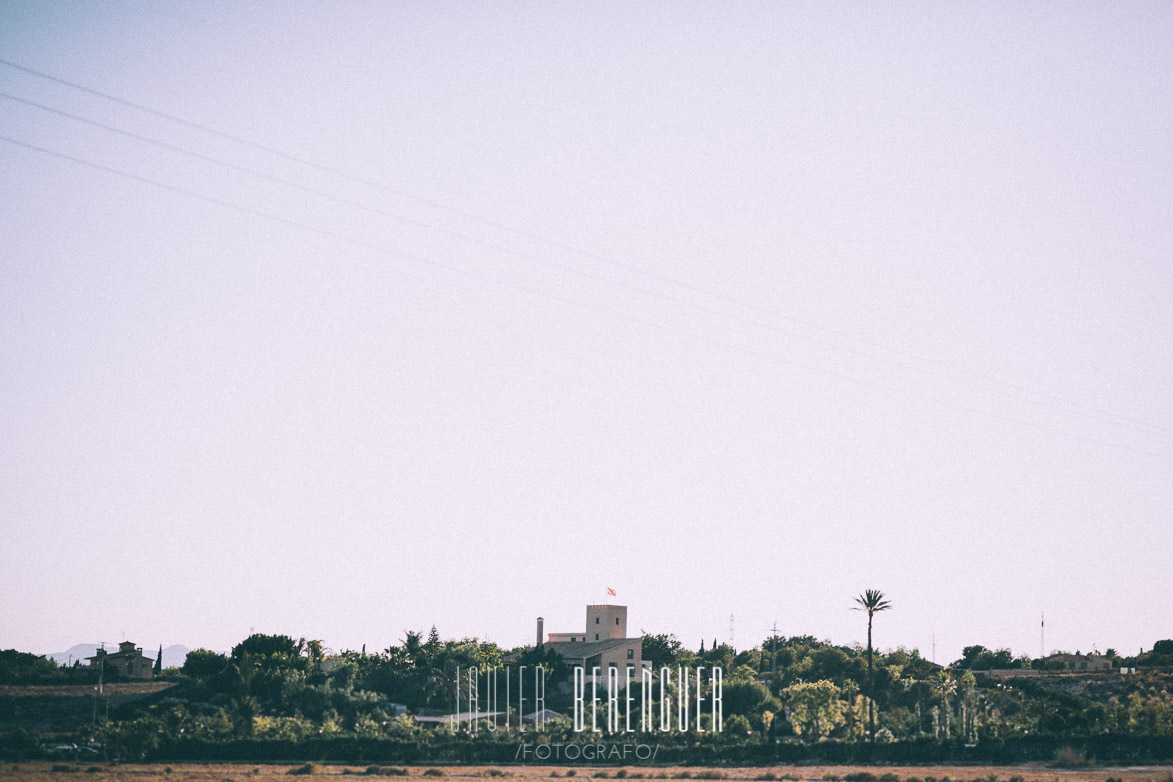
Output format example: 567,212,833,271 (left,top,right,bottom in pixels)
771,621,778,675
